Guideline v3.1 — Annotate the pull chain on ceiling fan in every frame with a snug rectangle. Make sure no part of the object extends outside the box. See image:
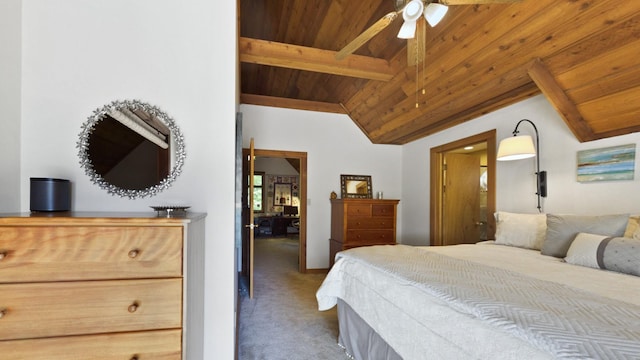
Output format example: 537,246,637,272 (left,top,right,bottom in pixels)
335,0,521,61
